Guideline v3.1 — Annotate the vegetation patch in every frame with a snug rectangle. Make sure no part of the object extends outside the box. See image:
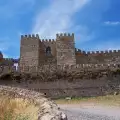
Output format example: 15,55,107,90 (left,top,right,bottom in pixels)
55,95,120,107
0,93,39,120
